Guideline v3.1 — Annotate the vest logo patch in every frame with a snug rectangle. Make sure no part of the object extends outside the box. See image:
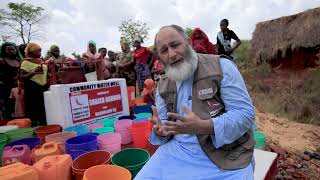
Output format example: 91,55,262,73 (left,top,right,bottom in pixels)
199,88,213,96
